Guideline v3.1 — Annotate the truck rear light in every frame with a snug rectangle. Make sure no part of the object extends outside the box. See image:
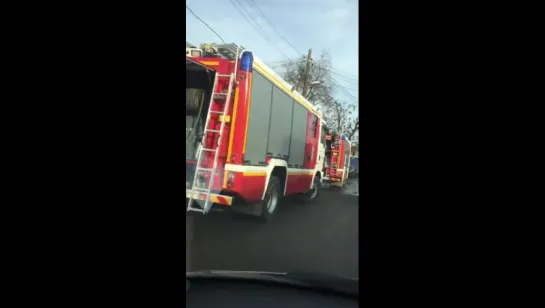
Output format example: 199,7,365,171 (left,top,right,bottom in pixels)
226,171,235,189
